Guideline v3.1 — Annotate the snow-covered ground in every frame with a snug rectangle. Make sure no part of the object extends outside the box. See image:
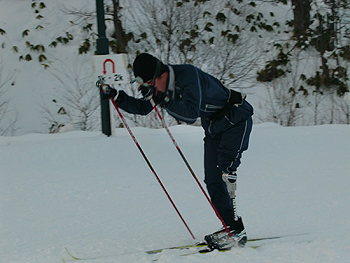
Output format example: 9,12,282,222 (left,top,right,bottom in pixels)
1,123,350,262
